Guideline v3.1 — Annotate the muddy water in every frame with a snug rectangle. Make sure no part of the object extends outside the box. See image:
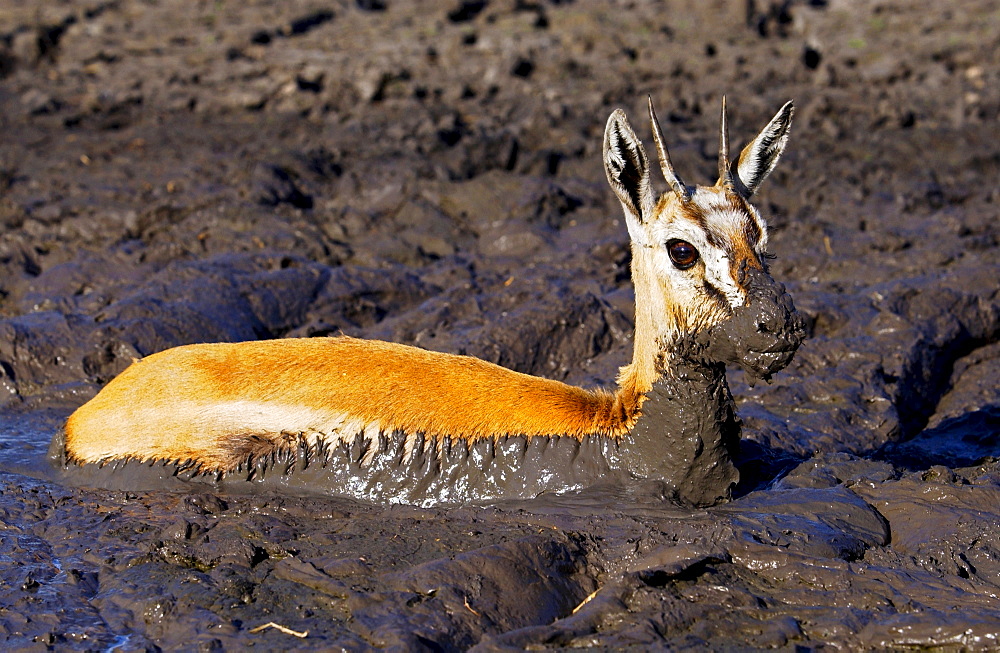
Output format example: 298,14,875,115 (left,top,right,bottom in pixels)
2,0,1000,650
